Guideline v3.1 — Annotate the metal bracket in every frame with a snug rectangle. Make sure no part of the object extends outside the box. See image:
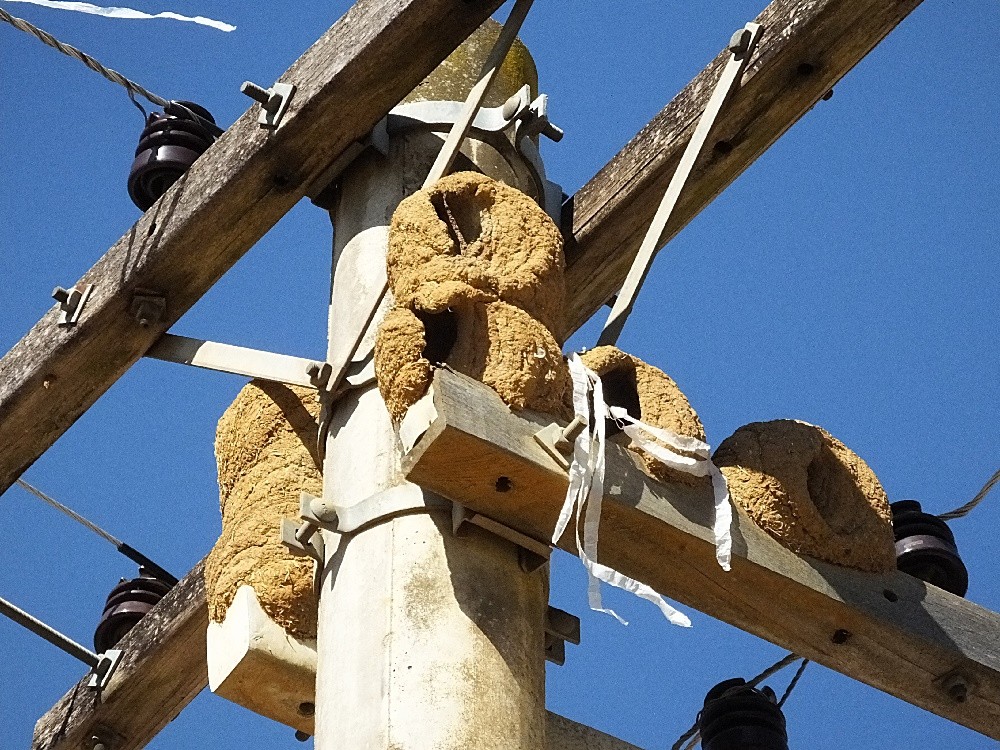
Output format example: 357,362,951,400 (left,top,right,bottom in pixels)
308,117,390,208
533,416,587,471
280,492,337,593
87,648,124,690
307,90,564,220
241,80,296,130
451,503,551,573
597,21,763,347
130,291,166,328
544,606,581,666
52,284,93,327
503,89,564,143
281,492,334,563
